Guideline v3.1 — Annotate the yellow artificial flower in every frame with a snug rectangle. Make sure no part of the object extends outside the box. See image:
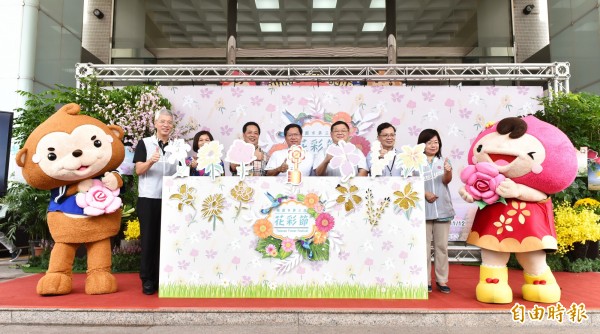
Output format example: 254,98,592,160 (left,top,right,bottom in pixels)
393,183,419,210
201,194,225,223
231,181,254,203
336,184,362,212
169,184,196,211
397,144,427,171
